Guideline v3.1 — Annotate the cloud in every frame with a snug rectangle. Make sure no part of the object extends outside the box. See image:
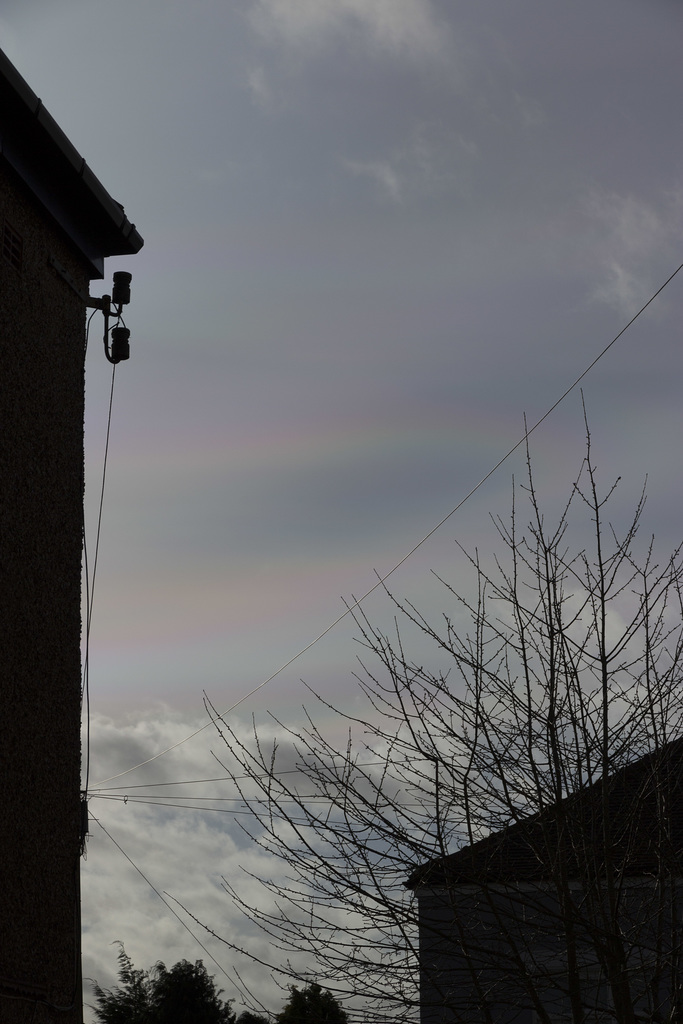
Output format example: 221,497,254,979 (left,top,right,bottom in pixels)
592,261,644,317
342,121,479,204
247,0,447,59
82,710,315,1022
586,189,683,314
83,698,402,1021
513,91,546,130
246,65,271,108
344,158,402,202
